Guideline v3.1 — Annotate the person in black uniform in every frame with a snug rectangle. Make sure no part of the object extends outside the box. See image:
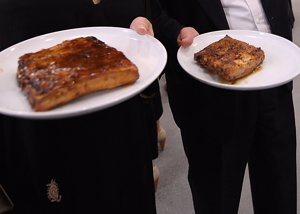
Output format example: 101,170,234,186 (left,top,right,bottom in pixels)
0,0,197,213
157,0,297,213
